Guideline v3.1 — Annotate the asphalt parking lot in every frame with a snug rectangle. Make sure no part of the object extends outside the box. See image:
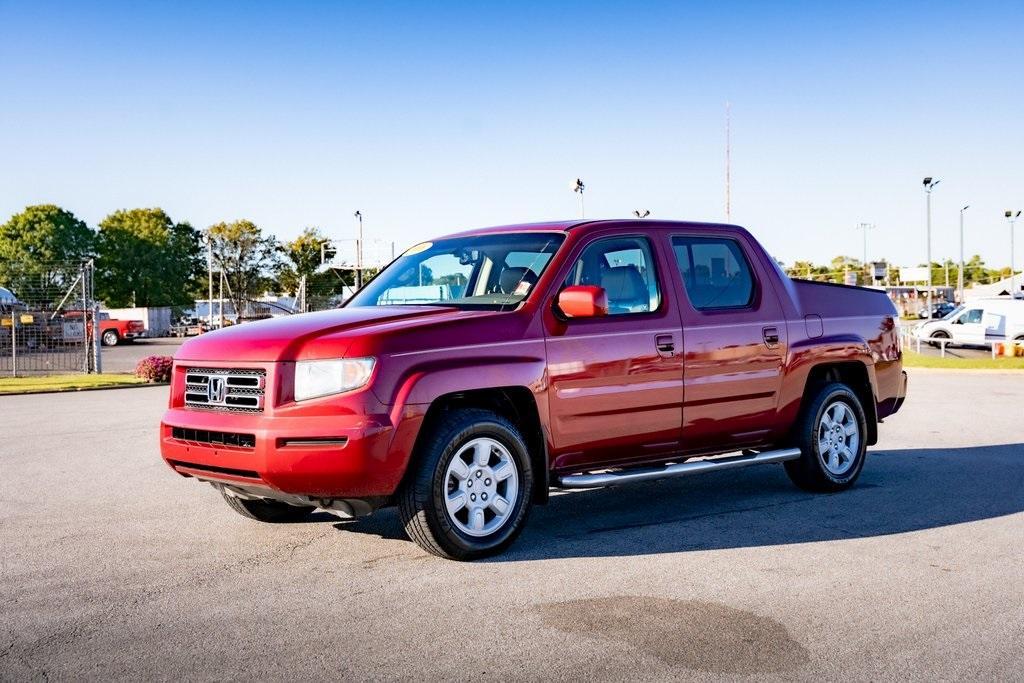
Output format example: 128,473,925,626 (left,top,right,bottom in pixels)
2,370,1022,680
902,336,995,360
100,337,185,374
